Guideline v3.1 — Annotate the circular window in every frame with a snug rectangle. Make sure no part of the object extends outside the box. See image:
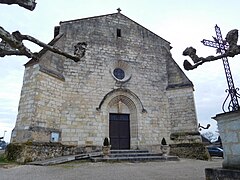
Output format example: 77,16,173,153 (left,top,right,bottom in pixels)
110,60,132,83
113,68,125,80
